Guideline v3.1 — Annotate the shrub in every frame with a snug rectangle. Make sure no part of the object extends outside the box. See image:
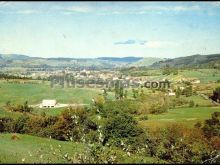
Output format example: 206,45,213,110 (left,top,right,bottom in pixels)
189,100,195,107
11,134,20,140
13,115,29,133
103,113,143,145
139,115,148,121
202,112,220,138
151,124,215,163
